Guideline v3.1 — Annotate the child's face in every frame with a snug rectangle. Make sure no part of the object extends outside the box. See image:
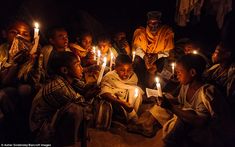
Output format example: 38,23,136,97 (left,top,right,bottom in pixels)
50,30,69,50
176,63,193,85
115,63,133,80
69,58,83,79
7,21,31,43
81,35,92,51
98,41,111,54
